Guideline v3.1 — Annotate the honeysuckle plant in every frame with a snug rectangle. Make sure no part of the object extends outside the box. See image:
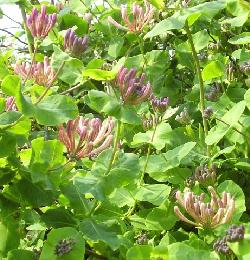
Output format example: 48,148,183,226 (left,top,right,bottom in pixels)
0,0,250,259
